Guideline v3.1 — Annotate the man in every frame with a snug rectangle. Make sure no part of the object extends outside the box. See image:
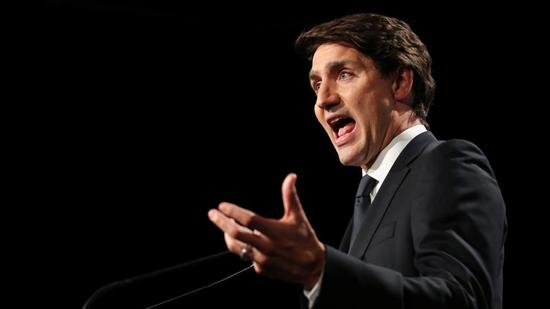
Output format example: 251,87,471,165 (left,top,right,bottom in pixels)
208,13,506,309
